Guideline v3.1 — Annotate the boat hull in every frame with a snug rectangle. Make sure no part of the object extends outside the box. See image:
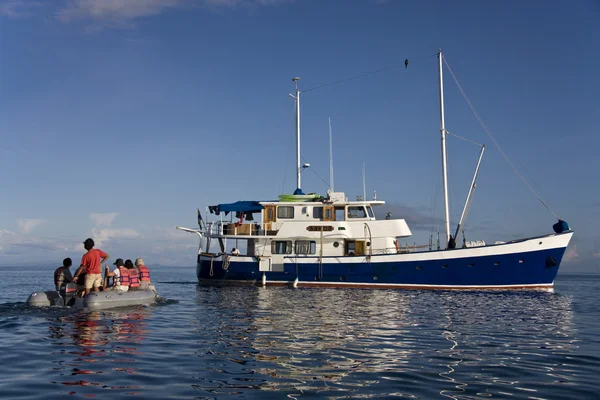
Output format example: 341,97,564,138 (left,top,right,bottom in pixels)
196,232,572,290
26,288,158,310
